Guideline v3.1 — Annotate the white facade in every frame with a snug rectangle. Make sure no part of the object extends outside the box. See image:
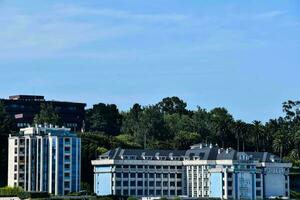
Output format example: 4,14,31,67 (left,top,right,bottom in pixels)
92,144,292,199
7,126,81,195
